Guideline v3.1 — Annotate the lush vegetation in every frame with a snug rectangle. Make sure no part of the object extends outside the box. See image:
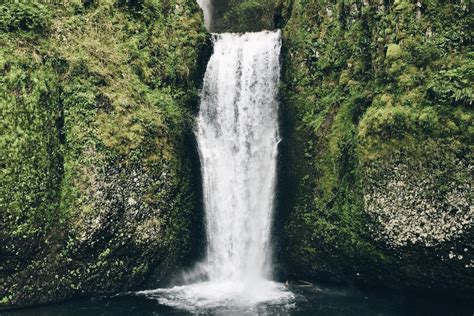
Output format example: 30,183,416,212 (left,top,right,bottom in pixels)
211,0,277,32
204,0,473,293
275,0,473,292
1,0,207,308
